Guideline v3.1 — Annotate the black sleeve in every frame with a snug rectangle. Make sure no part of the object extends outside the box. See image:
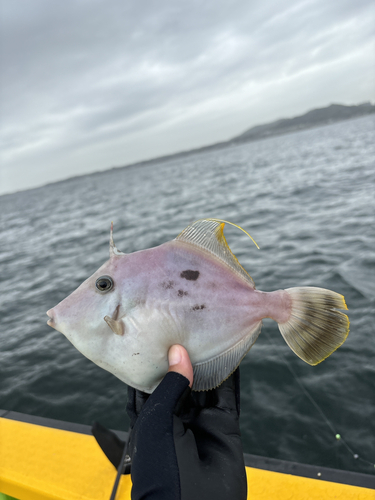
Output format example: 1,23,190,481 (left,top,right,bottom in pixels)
173,369,247,500
93,369,247,500
128,372,190,500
